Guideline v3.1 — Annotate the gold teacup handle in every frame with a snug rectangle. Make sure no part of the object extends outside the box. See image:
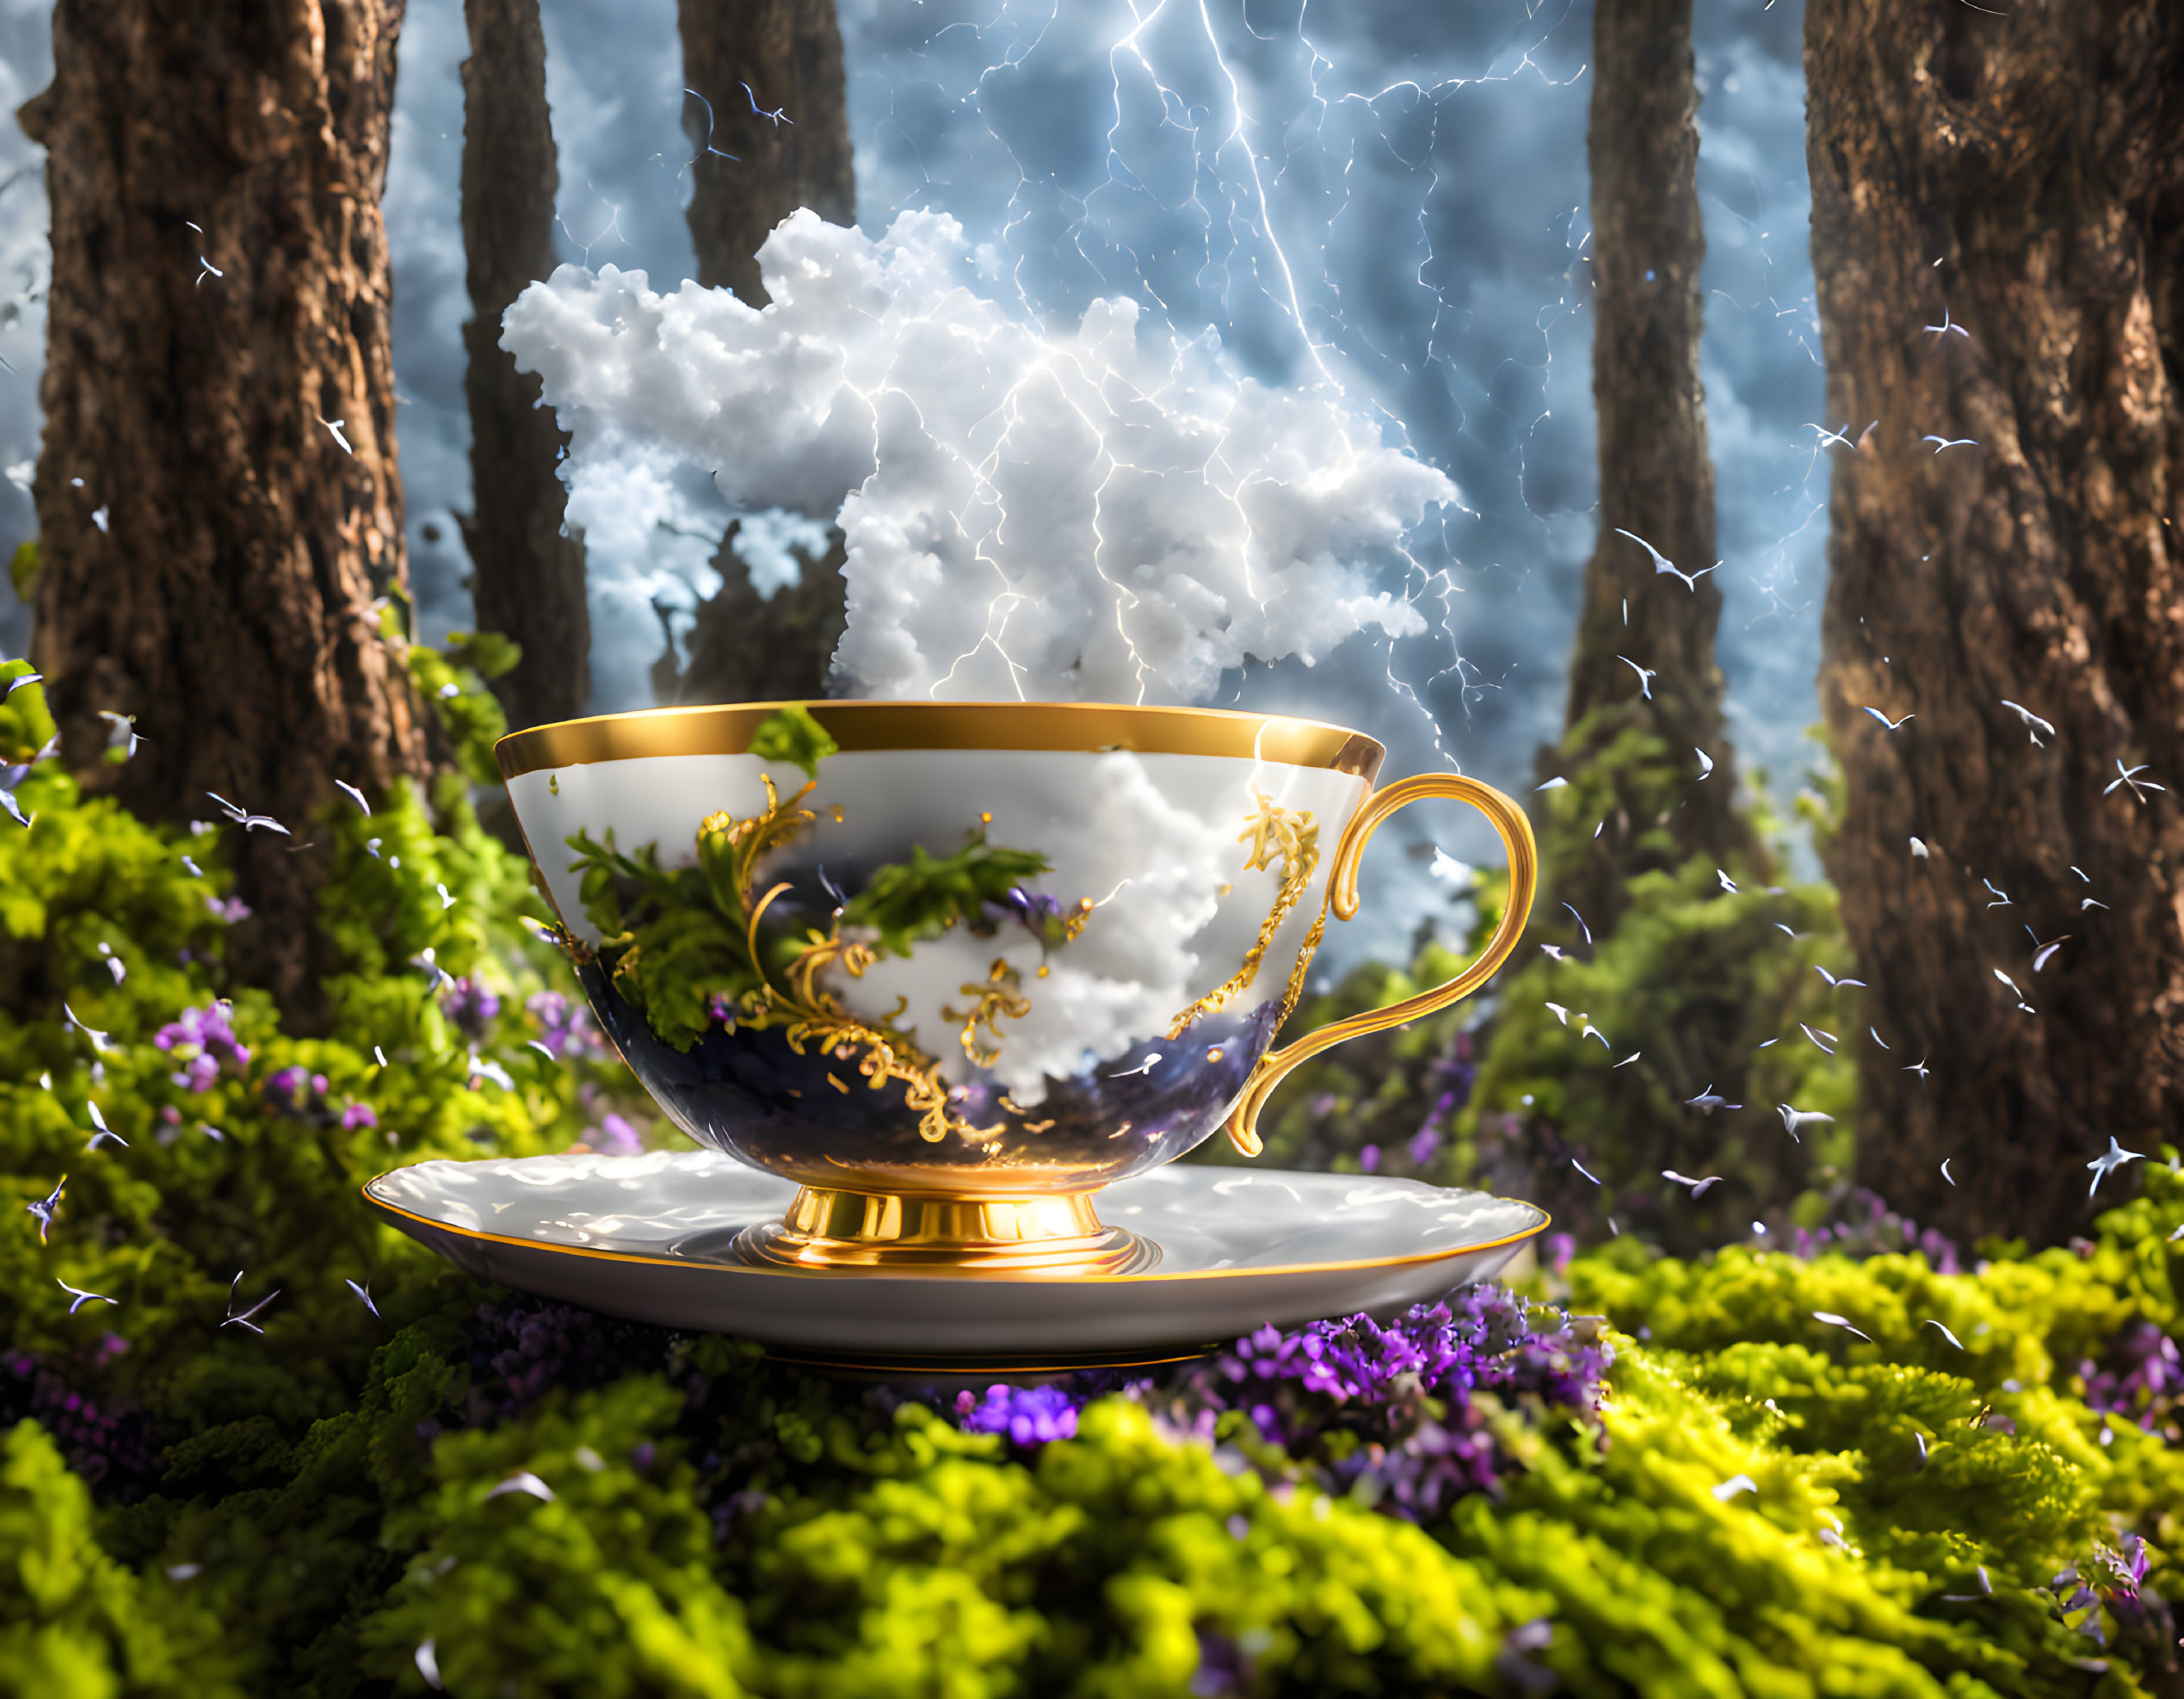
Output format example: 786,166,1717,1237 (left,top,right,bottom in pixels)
1223,773,1539,1158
